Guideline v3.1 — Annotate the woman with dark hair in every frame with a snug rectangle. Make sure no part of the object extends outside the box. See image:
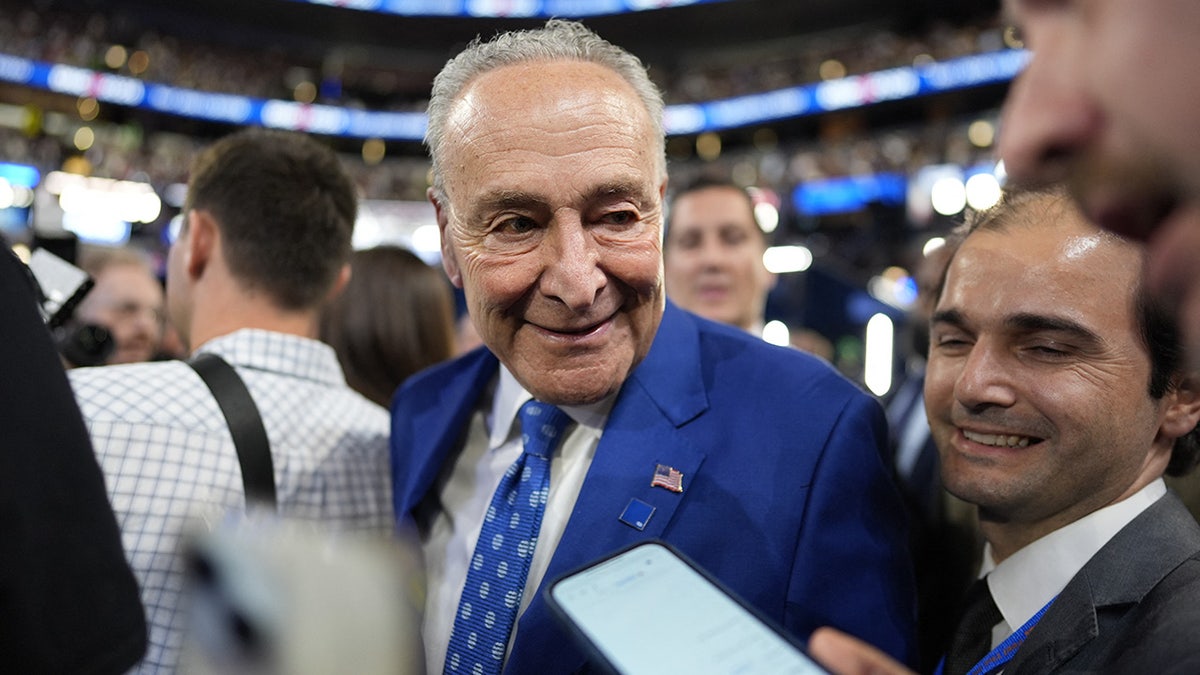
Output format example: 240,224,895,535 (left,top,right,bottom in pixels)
320,246,456,407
